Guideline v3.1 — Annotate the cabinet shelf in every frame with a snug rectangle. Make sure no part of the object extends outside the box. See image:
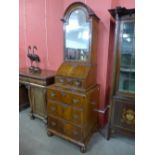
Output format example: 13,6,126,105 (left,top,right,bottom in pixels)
120,68,135,72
